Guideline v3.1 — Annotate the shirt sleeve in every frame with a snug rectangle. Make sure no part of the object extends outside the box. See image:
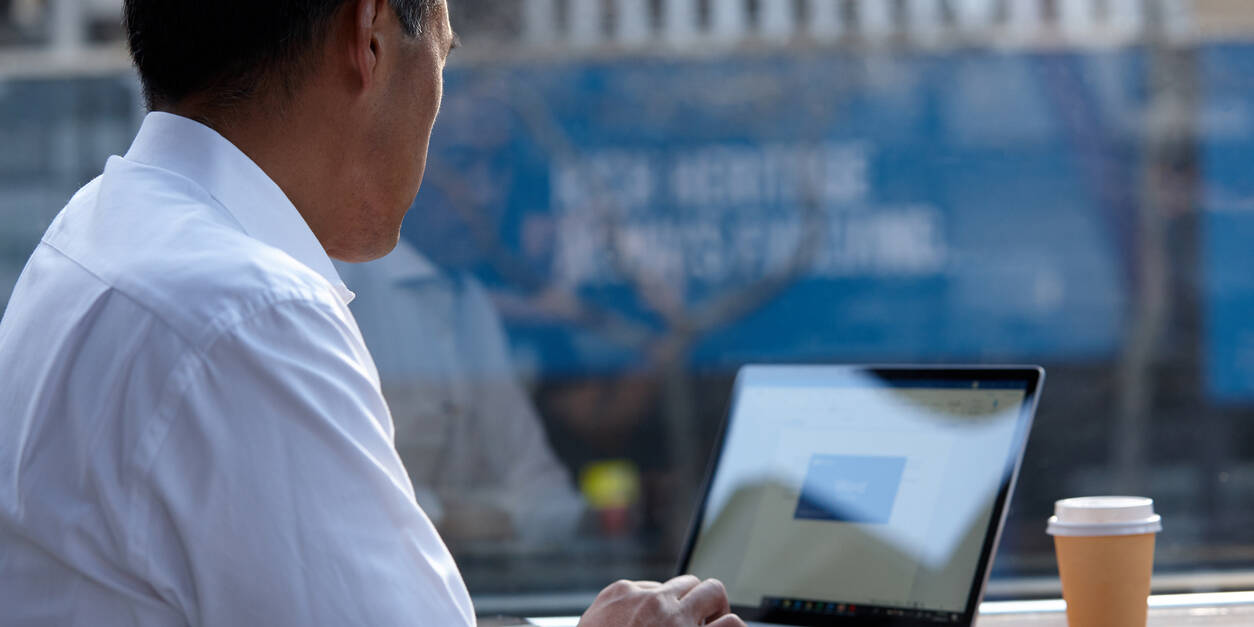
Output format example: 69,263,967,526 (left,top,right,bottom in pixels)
133,297,476,627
